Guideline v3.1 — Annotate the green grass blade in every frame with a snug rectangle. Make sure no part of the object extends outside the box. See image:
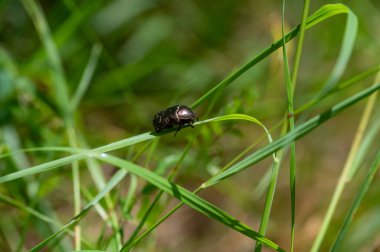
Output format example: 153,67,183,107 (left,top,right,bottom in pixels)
296,64,380,114
311,72,380,252
202,114,273,143
71,44,102,111
286,0,311,249
1,83,380,186
304,4,349,28
289,0,309,94
334,65,380,92
0,133,154,183
30,1,100,65
347,72,380,179
2,125,30,170
21,0,69,117
3,83,377,252
0,114,271,183
0,194,60,227
130,200,187,248
120,190,164,251
191,3,352,109
122,175,138,219
121,137,196,250
21,0,85,247
202,82,380,188
29,169,127,251
348,112,380,180
254,123,287,252
255,0,299,250
131,126,270,249
320,10,358,95
97,154,285,252
330,147,380,251
123,83,379,249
